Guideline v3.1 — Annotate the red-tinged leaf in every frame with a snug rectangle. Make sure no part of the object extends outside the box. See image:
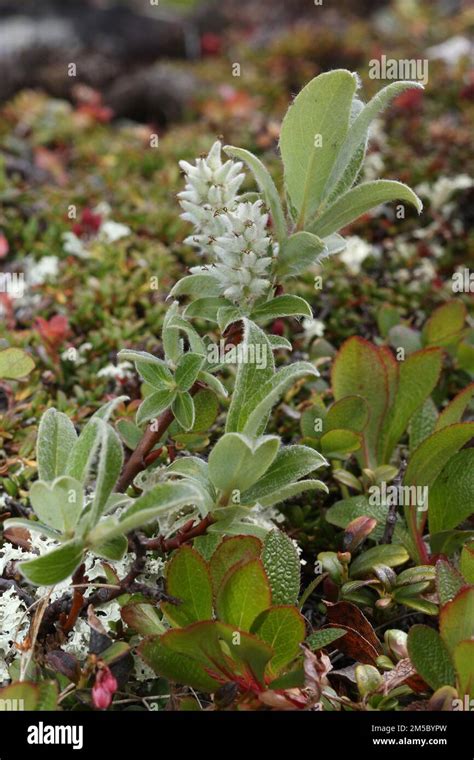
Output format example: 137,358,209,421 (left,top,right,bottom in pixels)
379,348,443,463
421,301,467,348
209,535,262,595
435,383,474,431
251,606,306,675
381,658,428,695
453,640,474,699
138,634,221,693
45,650,81,684
332,337,389,469
439,587,474,656
326,601,382,655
